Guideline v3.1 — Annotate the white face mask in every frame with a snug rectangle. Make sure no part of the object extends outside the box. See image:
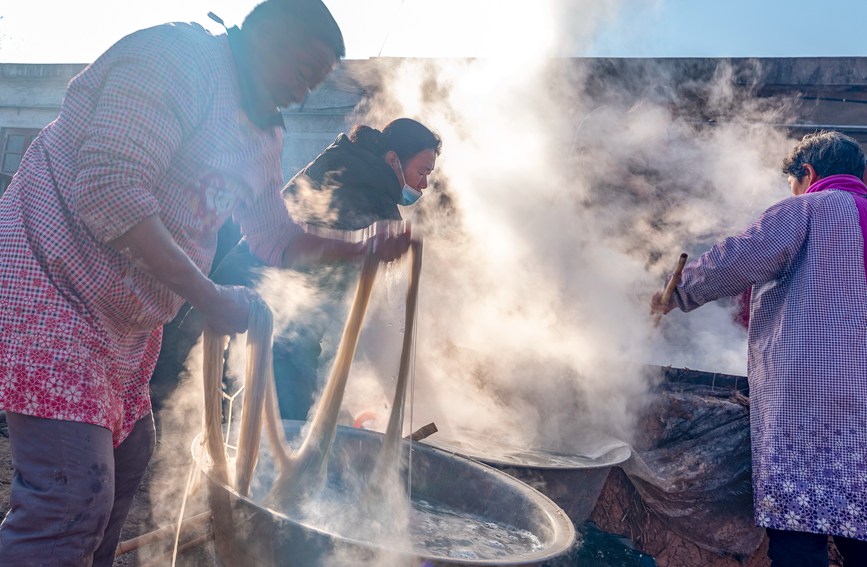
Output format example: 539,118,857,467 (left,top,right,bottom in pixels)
397,157,423,206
